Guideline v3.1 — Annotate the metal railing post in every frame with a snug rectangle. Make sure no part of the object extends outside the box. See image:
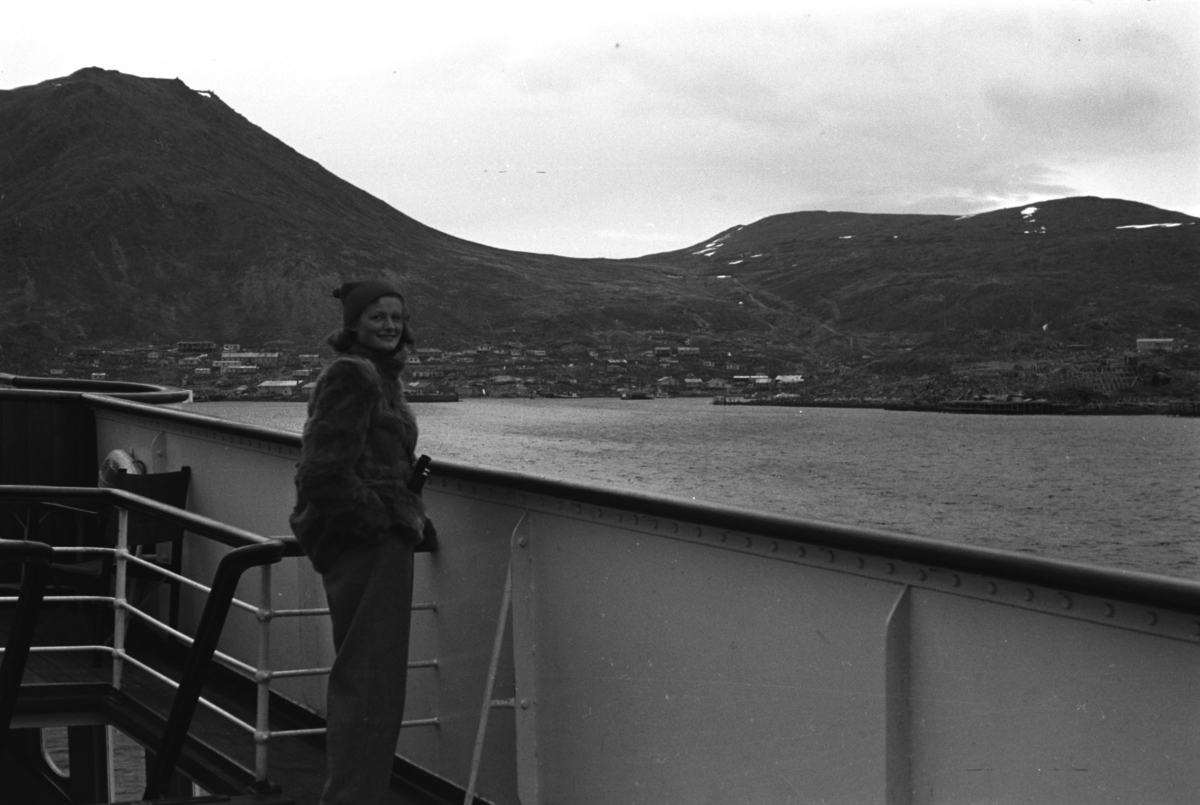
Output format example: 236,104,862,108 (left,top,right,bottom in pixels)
113,506,129,690
255,562,273,783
